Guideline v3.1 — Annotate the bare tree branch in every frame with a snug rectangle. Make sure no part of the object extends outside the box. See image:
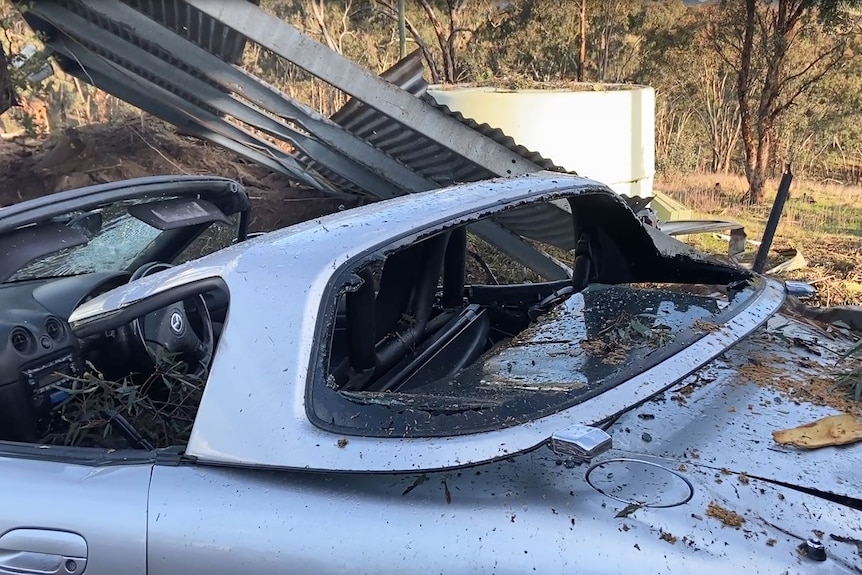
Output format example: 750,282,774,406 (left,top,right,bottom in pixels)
375,0,442,83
